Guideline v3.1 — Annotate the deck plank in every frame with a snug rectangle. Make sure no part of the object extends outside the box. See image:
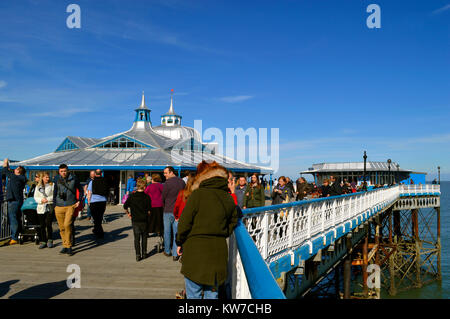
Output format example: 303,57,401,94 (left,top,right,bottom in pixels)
0,206,185,299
